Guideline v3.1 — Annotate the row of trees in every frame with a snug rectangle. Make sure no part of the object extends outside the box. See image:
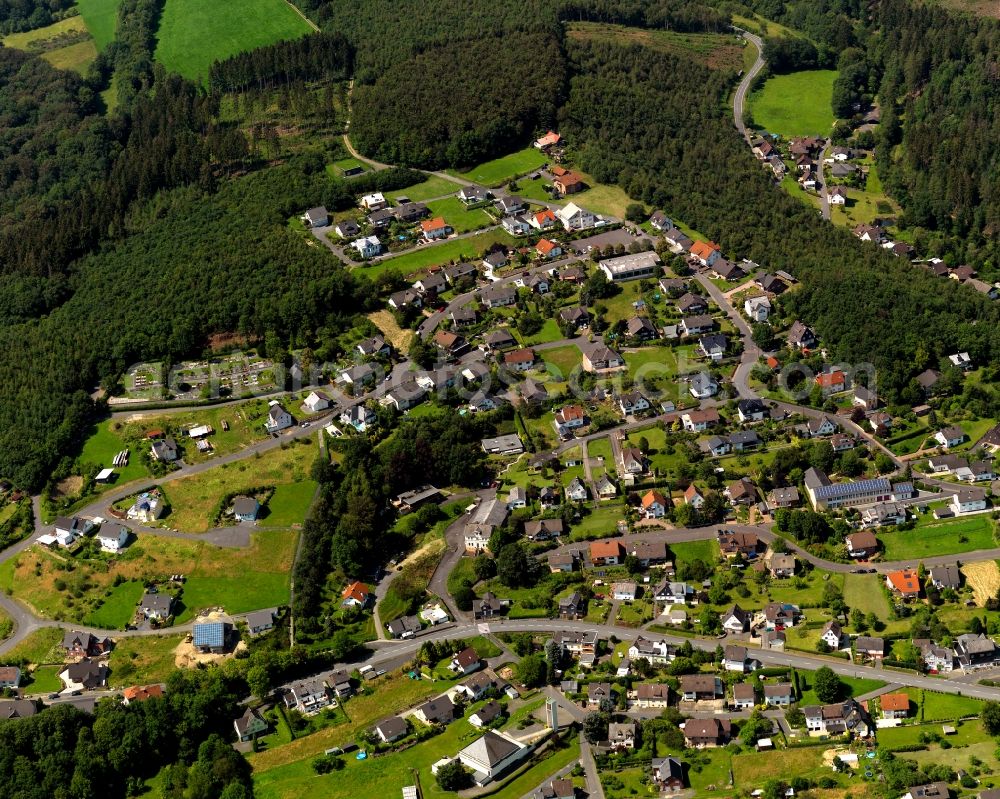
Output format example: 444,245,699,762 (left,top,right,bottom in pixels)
208,32,353,94
0,0,73,33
